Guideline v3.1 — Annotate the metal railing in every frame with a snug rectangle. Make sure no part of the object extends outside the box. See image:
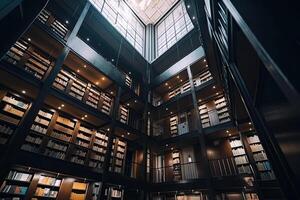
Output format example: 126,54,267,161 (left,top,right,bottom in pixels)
209,157,238,177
